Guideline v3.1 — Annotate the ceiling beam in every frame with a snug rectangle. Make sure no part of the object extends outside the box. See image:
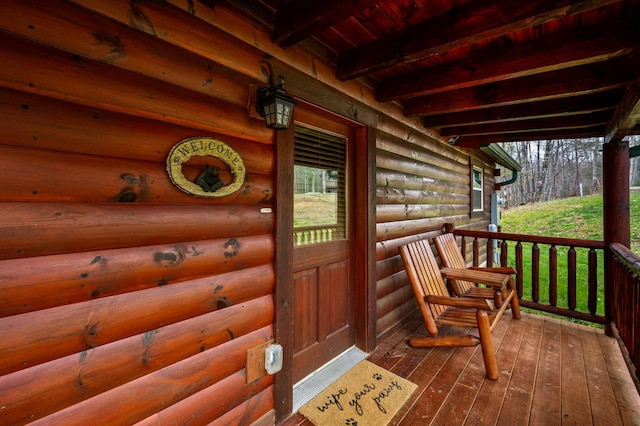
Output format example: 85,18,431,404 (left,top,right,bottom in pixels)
206,0,275,27
421,90,621,128
604,72,640,143
404,59,637,116
440,111,612,136
453,127,606,148
376,24,636,102
336,0,621,80
273,0,381,48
